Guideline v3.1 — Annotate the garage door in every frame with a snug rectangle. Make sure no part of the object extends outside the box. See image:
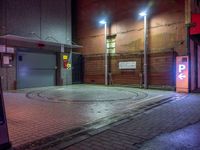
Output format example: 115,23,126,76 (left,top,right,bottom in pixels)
17,51,57,89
